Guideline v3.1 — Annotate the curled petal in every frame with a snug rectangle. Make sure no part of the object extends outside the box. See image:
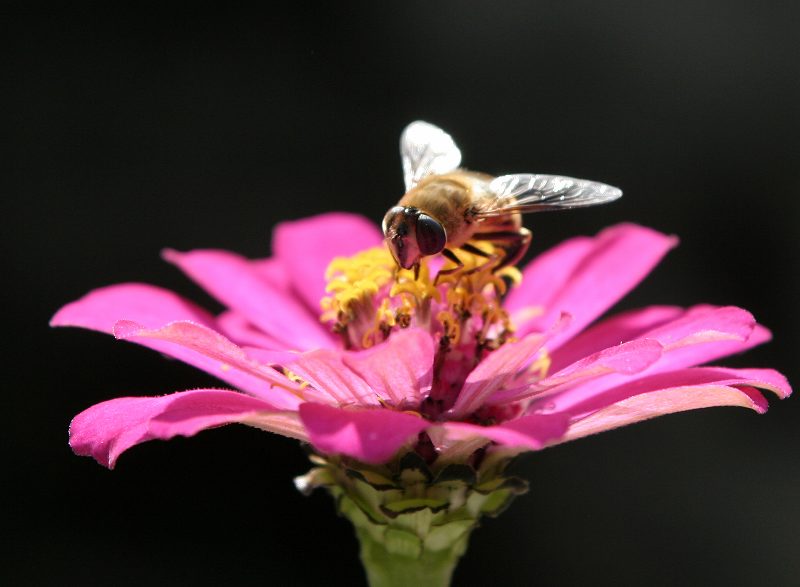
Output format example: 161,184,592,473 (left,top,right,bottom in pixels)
550,305,772,374
644,305,755,348
298,403,429,464
537,306,771,412
342,329,435,405
51,285,295,402
113,319,306,409
563,366,790,420
549,305,685,372
557,367,791,444
273,212,384,313
561,386,768,443
70,390,284,469
639,305,770,370
507,224,678,349
164,248,334,351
